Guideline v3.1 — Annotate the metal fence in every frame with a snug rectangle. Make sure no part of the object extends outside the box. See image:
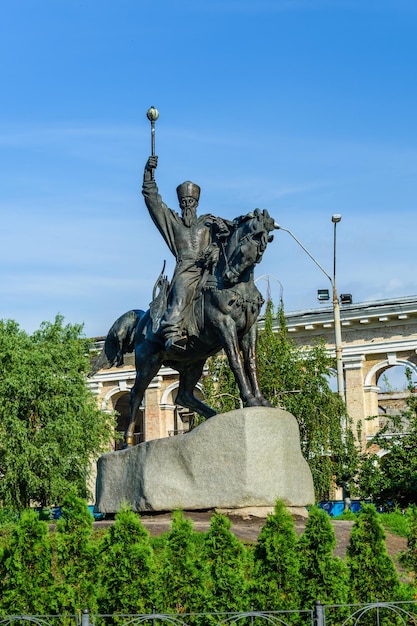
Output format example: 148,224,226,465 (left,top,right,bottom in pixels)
2,601,417,626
